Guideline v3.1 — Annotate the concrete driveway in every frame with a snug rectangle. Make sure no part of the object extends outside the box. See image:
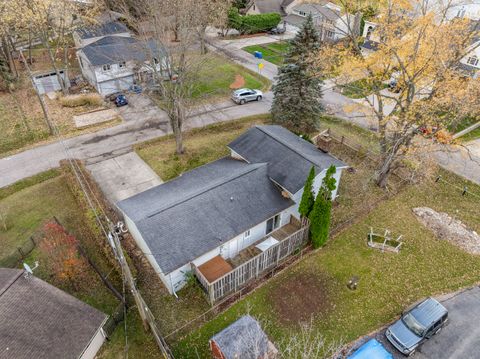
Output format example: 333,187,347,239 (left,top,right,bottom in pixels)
116,93,168,123
370,286,480,358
